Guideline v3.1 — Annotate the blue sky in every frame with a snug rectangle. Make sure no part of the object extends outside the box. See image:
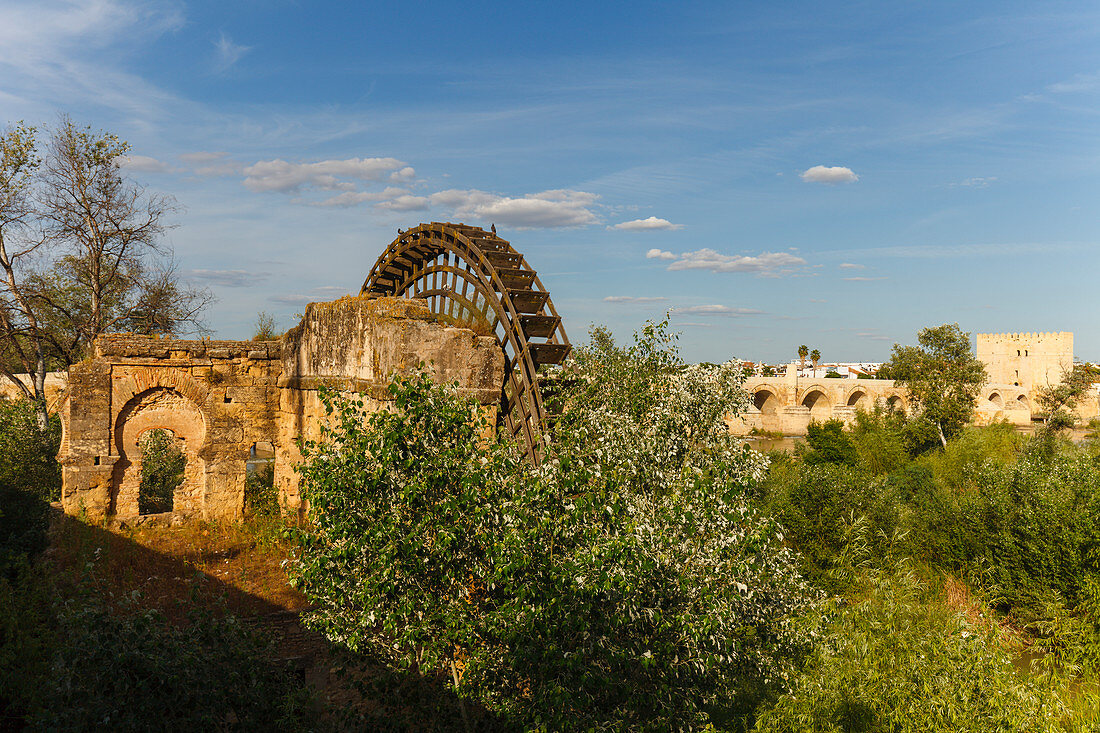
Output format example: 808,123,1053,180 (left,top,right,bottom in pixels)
2,0,1098,363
